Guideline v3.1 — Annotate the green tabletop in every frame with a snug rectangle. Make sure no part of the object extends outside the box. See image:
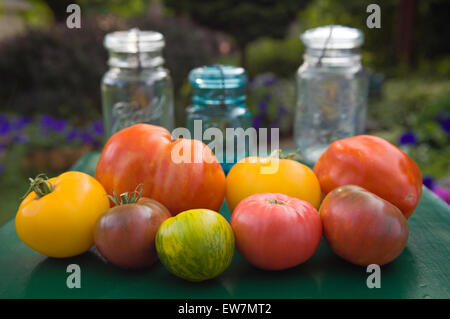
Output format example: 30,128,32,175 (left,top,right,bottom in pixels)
1,152,449,299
